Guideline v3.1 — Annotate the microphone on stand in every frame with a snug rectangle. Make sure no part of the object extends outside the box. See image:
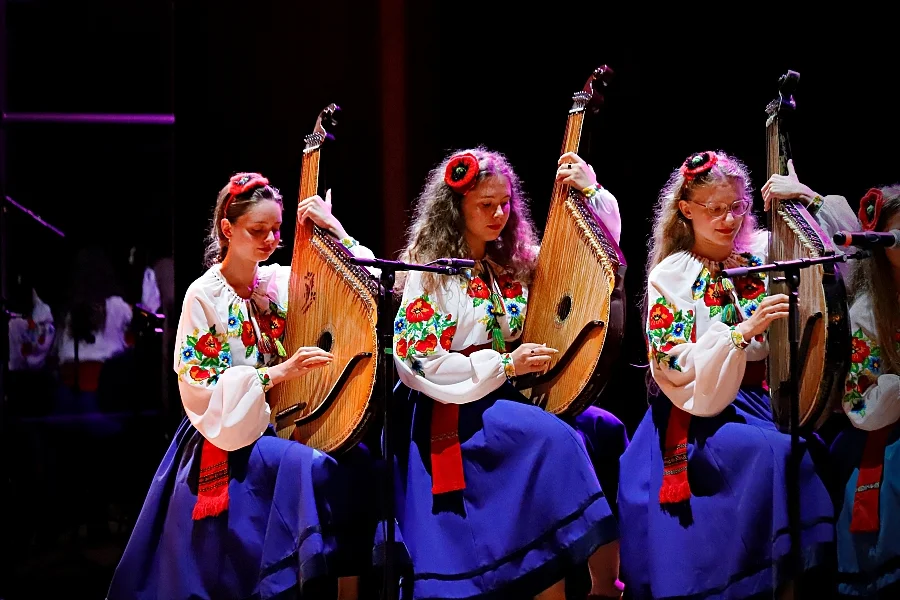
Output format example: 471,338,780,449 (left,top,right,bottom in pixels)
832,229,900,249
431,258,476,268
